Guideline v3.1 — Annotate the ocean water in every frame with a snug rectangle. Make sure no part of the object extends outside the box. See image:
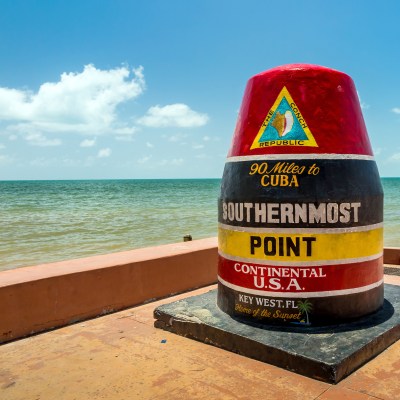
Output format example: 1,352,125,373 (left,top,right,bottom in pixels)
0,179,220,271
381,178,400,248
0,178,399,272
